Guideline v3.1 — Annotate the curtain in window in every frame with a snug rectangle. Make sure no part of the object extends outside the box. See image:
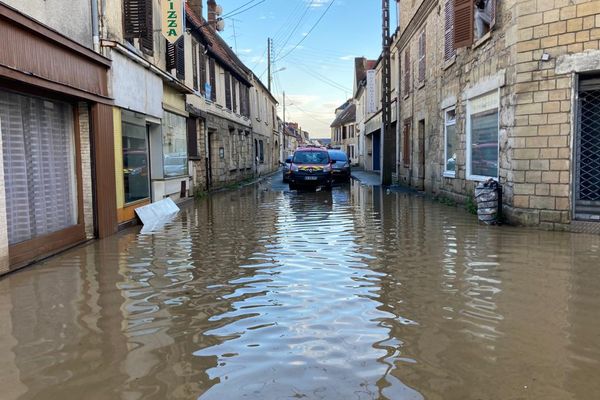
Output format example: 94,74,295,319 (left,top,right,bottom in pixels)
0,91,77,245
